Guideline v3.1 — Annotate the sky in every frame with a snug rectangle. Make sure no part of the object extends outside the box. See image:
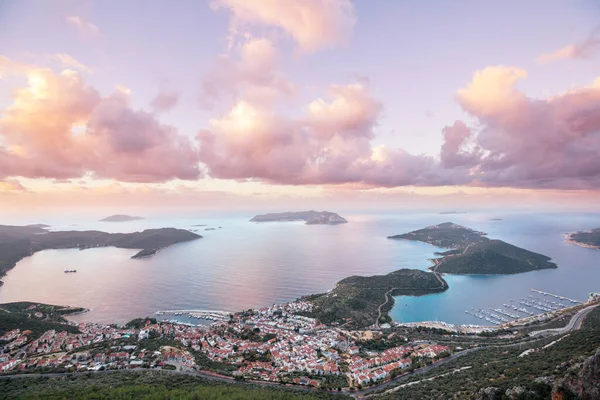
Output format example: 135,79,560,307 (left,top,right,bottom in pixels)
0,0,599,215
